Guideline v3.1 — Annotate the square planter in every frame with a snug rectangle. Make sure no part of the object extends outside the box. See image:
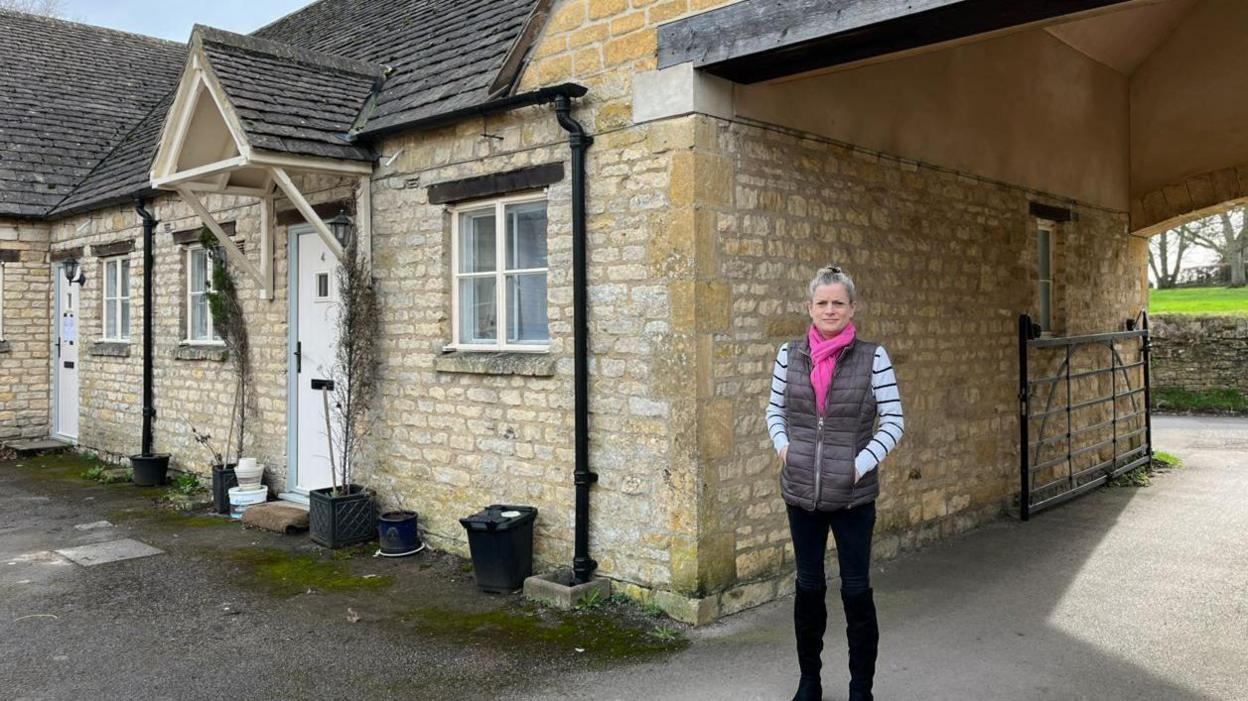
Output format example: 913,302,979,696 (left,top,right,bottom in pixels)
309,485,375,549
